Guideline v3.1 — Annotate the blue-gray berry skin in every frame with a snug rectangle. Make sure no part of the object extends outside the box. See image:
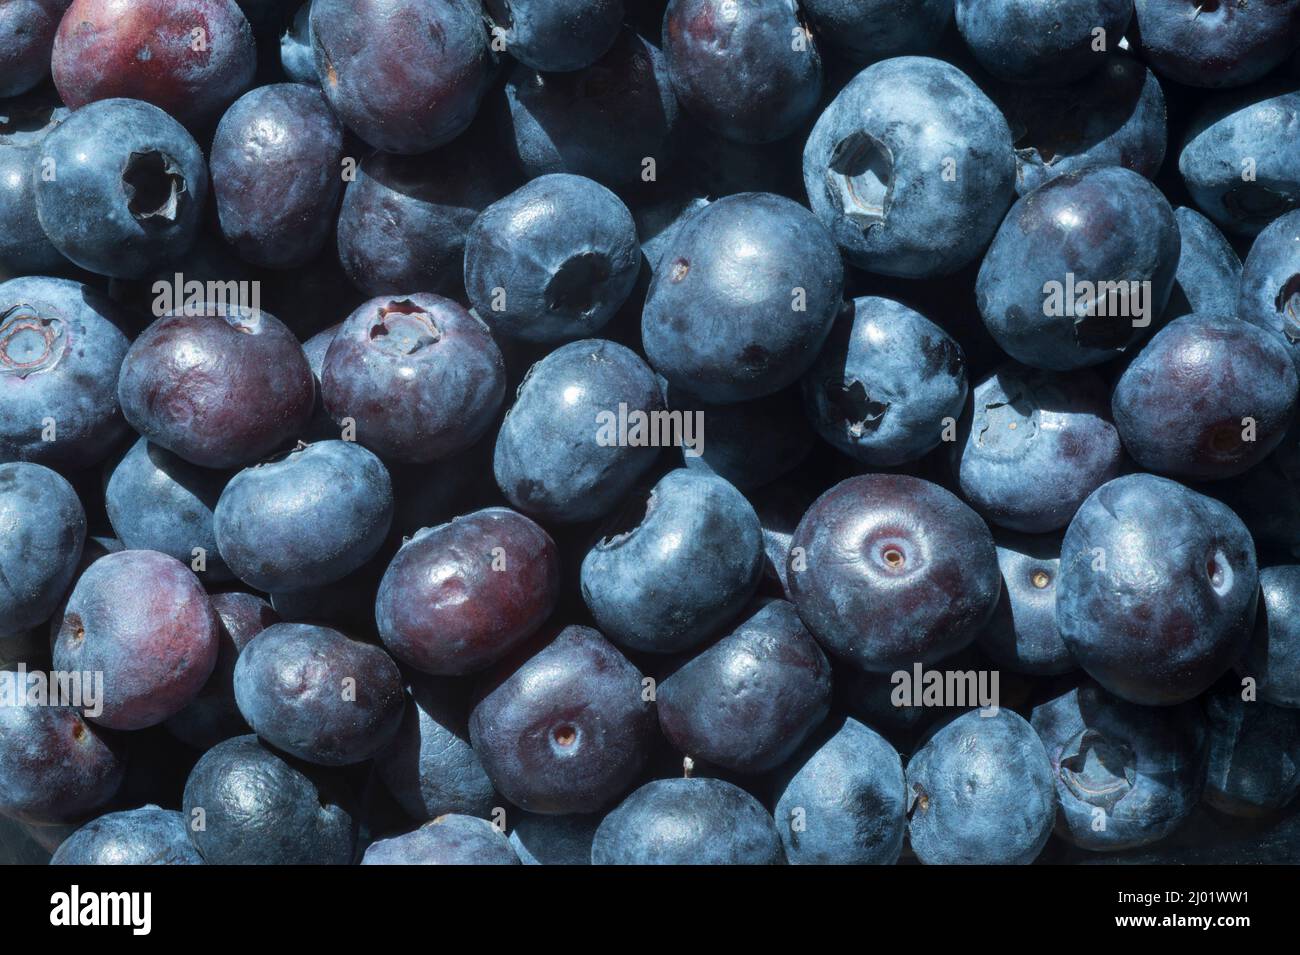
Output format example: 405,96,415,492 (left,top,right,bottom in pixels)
774,717,906,865
0,462,85,638
906,709,1056,865
1203,683,1300,817
0,703,124,826
279,3,316,85
581,470,764,655
956,0,1130,85
1241,565,1300,708
0,137,67,274
1057,474,1259,707
0,0,65,98
1168,206,1241,320
485,0,623,73
591,777,785,865
361,815,520,865
1032,682,1206,851
803,57,1015,278
508,811,600,865
800,0,952,65
51,806,204,865
1133,0,1300,89
979,532,1074,676
1238,209,1300,375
